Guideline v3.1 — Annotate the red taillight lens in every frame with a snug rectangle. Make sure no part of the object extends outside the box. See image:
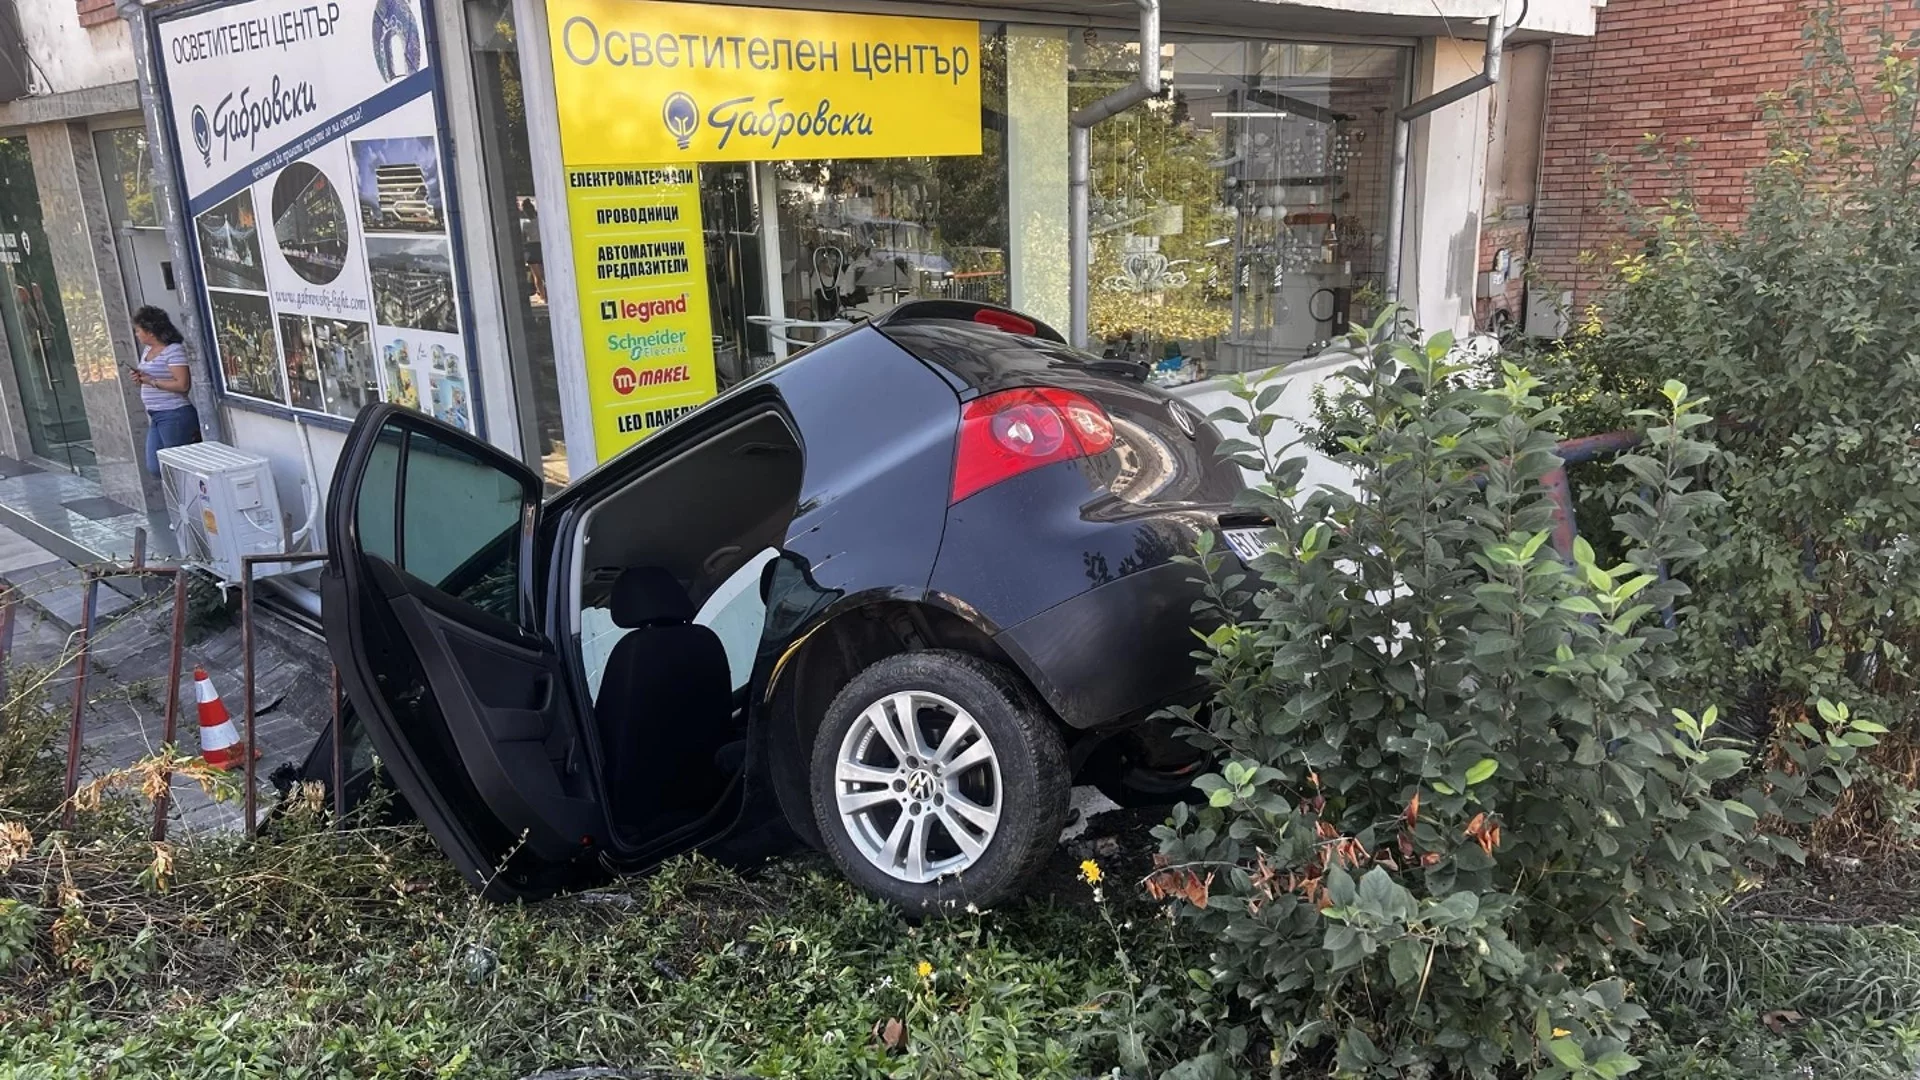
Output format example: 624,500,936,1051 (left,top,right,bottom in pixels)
972,308,1038,336
951,388,1115,504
